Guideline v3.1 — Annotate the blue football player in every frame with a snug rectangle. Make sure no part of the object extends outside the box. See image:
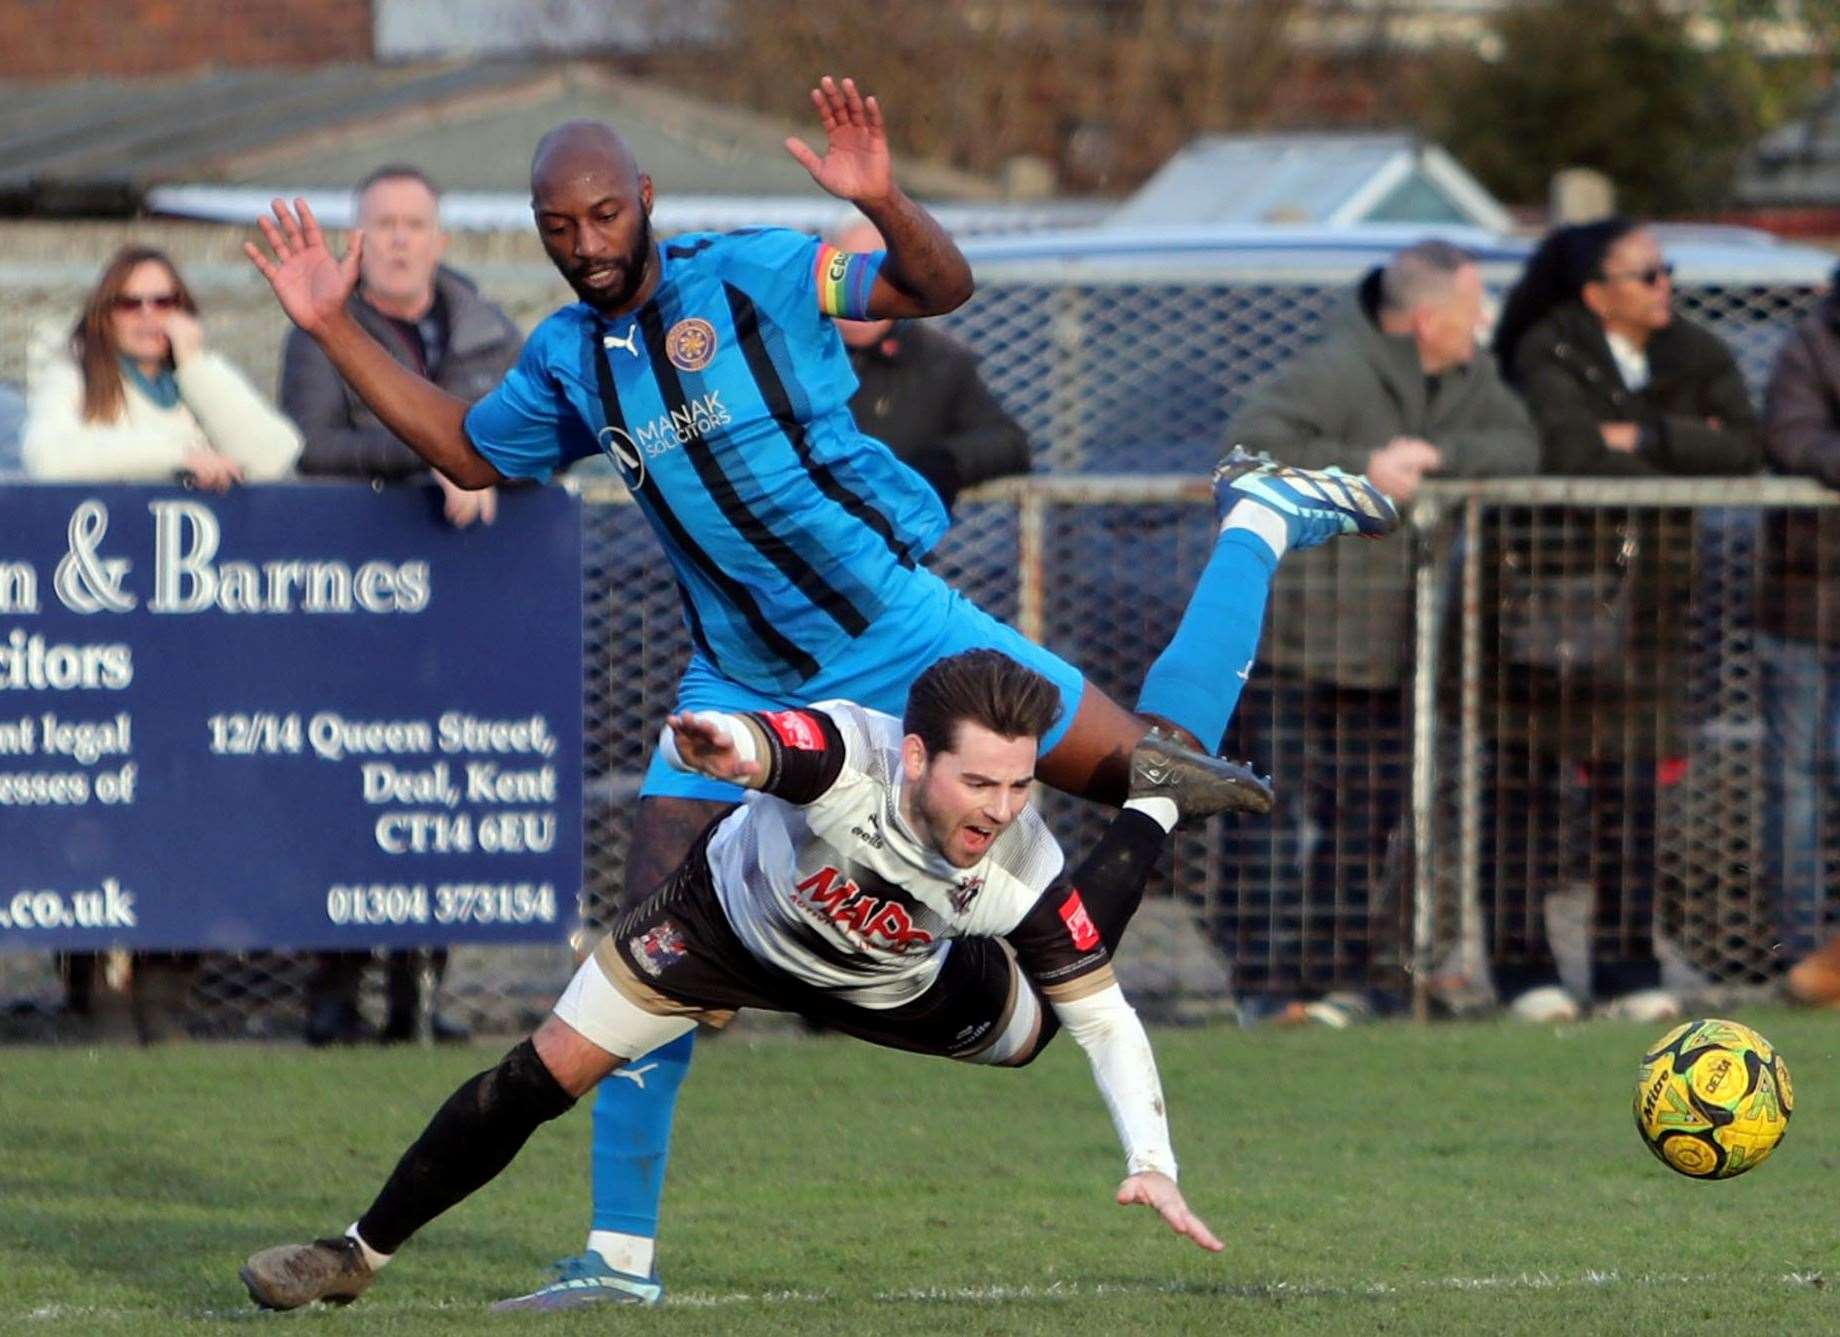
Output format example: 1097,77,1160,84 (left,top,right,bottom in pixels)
246,74,1396,1309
